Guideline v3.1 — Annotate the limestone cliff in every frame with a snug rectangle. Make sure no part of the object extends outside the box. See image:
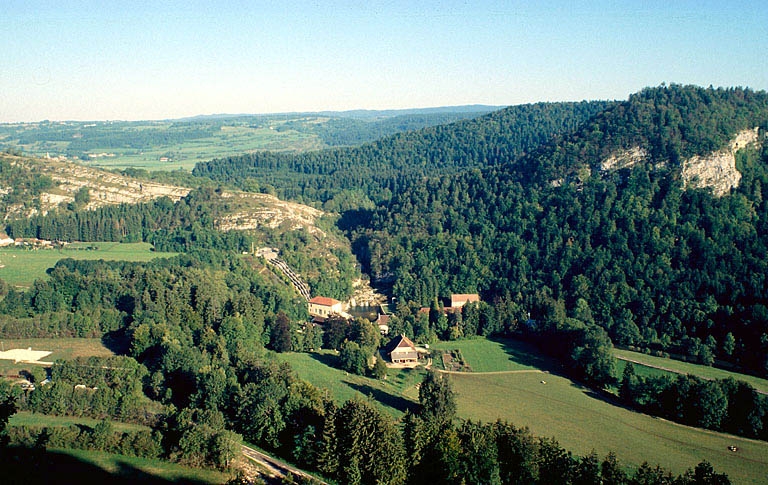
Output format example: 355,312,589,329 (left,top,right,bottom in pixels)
681,128,760,197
